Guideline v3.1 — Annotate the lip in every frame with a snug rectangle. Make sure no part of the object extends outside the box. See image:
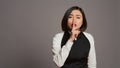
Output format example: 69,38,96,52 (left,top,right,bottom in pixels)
75,24,77,27
71,24,77,27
